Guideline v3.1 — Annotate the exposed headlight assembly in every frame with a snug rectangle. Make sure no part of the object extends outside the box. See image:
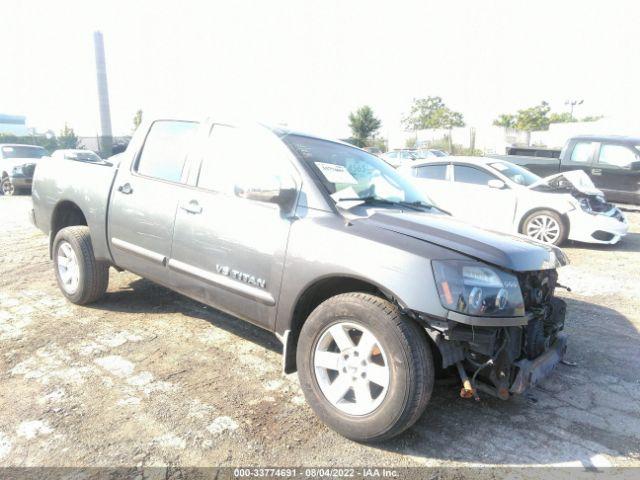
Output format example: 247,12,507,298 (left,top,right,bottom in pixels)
432,260,525,317
11,165,23,175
